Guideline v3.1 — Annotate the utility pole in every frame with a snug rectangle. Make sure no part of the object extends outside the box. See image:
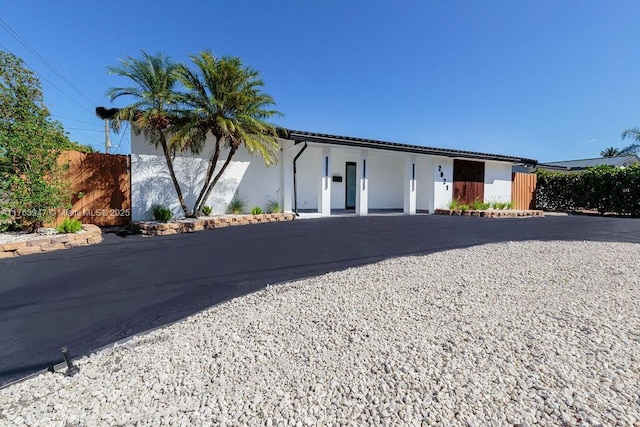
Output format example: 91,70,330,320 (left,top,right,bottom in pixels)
104,119,111,154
